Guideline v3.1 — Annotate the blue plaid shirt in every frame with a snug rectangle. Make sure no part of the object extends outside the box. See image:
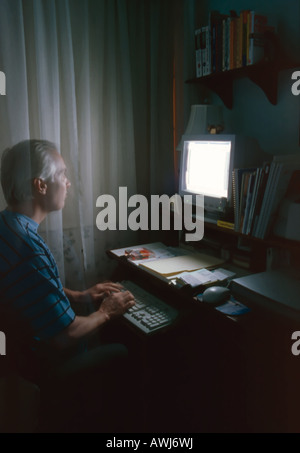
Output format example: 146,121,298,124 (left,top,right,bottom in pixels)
0,209,75,341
